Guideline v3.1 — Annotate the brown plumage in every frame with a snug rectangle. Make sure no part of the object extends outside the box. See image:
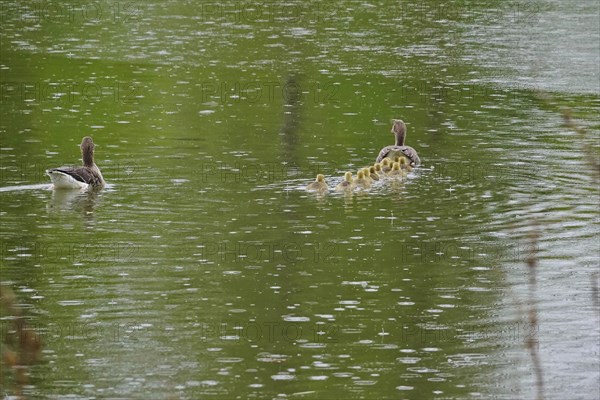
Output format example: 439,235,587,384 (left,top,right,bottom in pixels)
46,136,105,189
375,120,420,166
